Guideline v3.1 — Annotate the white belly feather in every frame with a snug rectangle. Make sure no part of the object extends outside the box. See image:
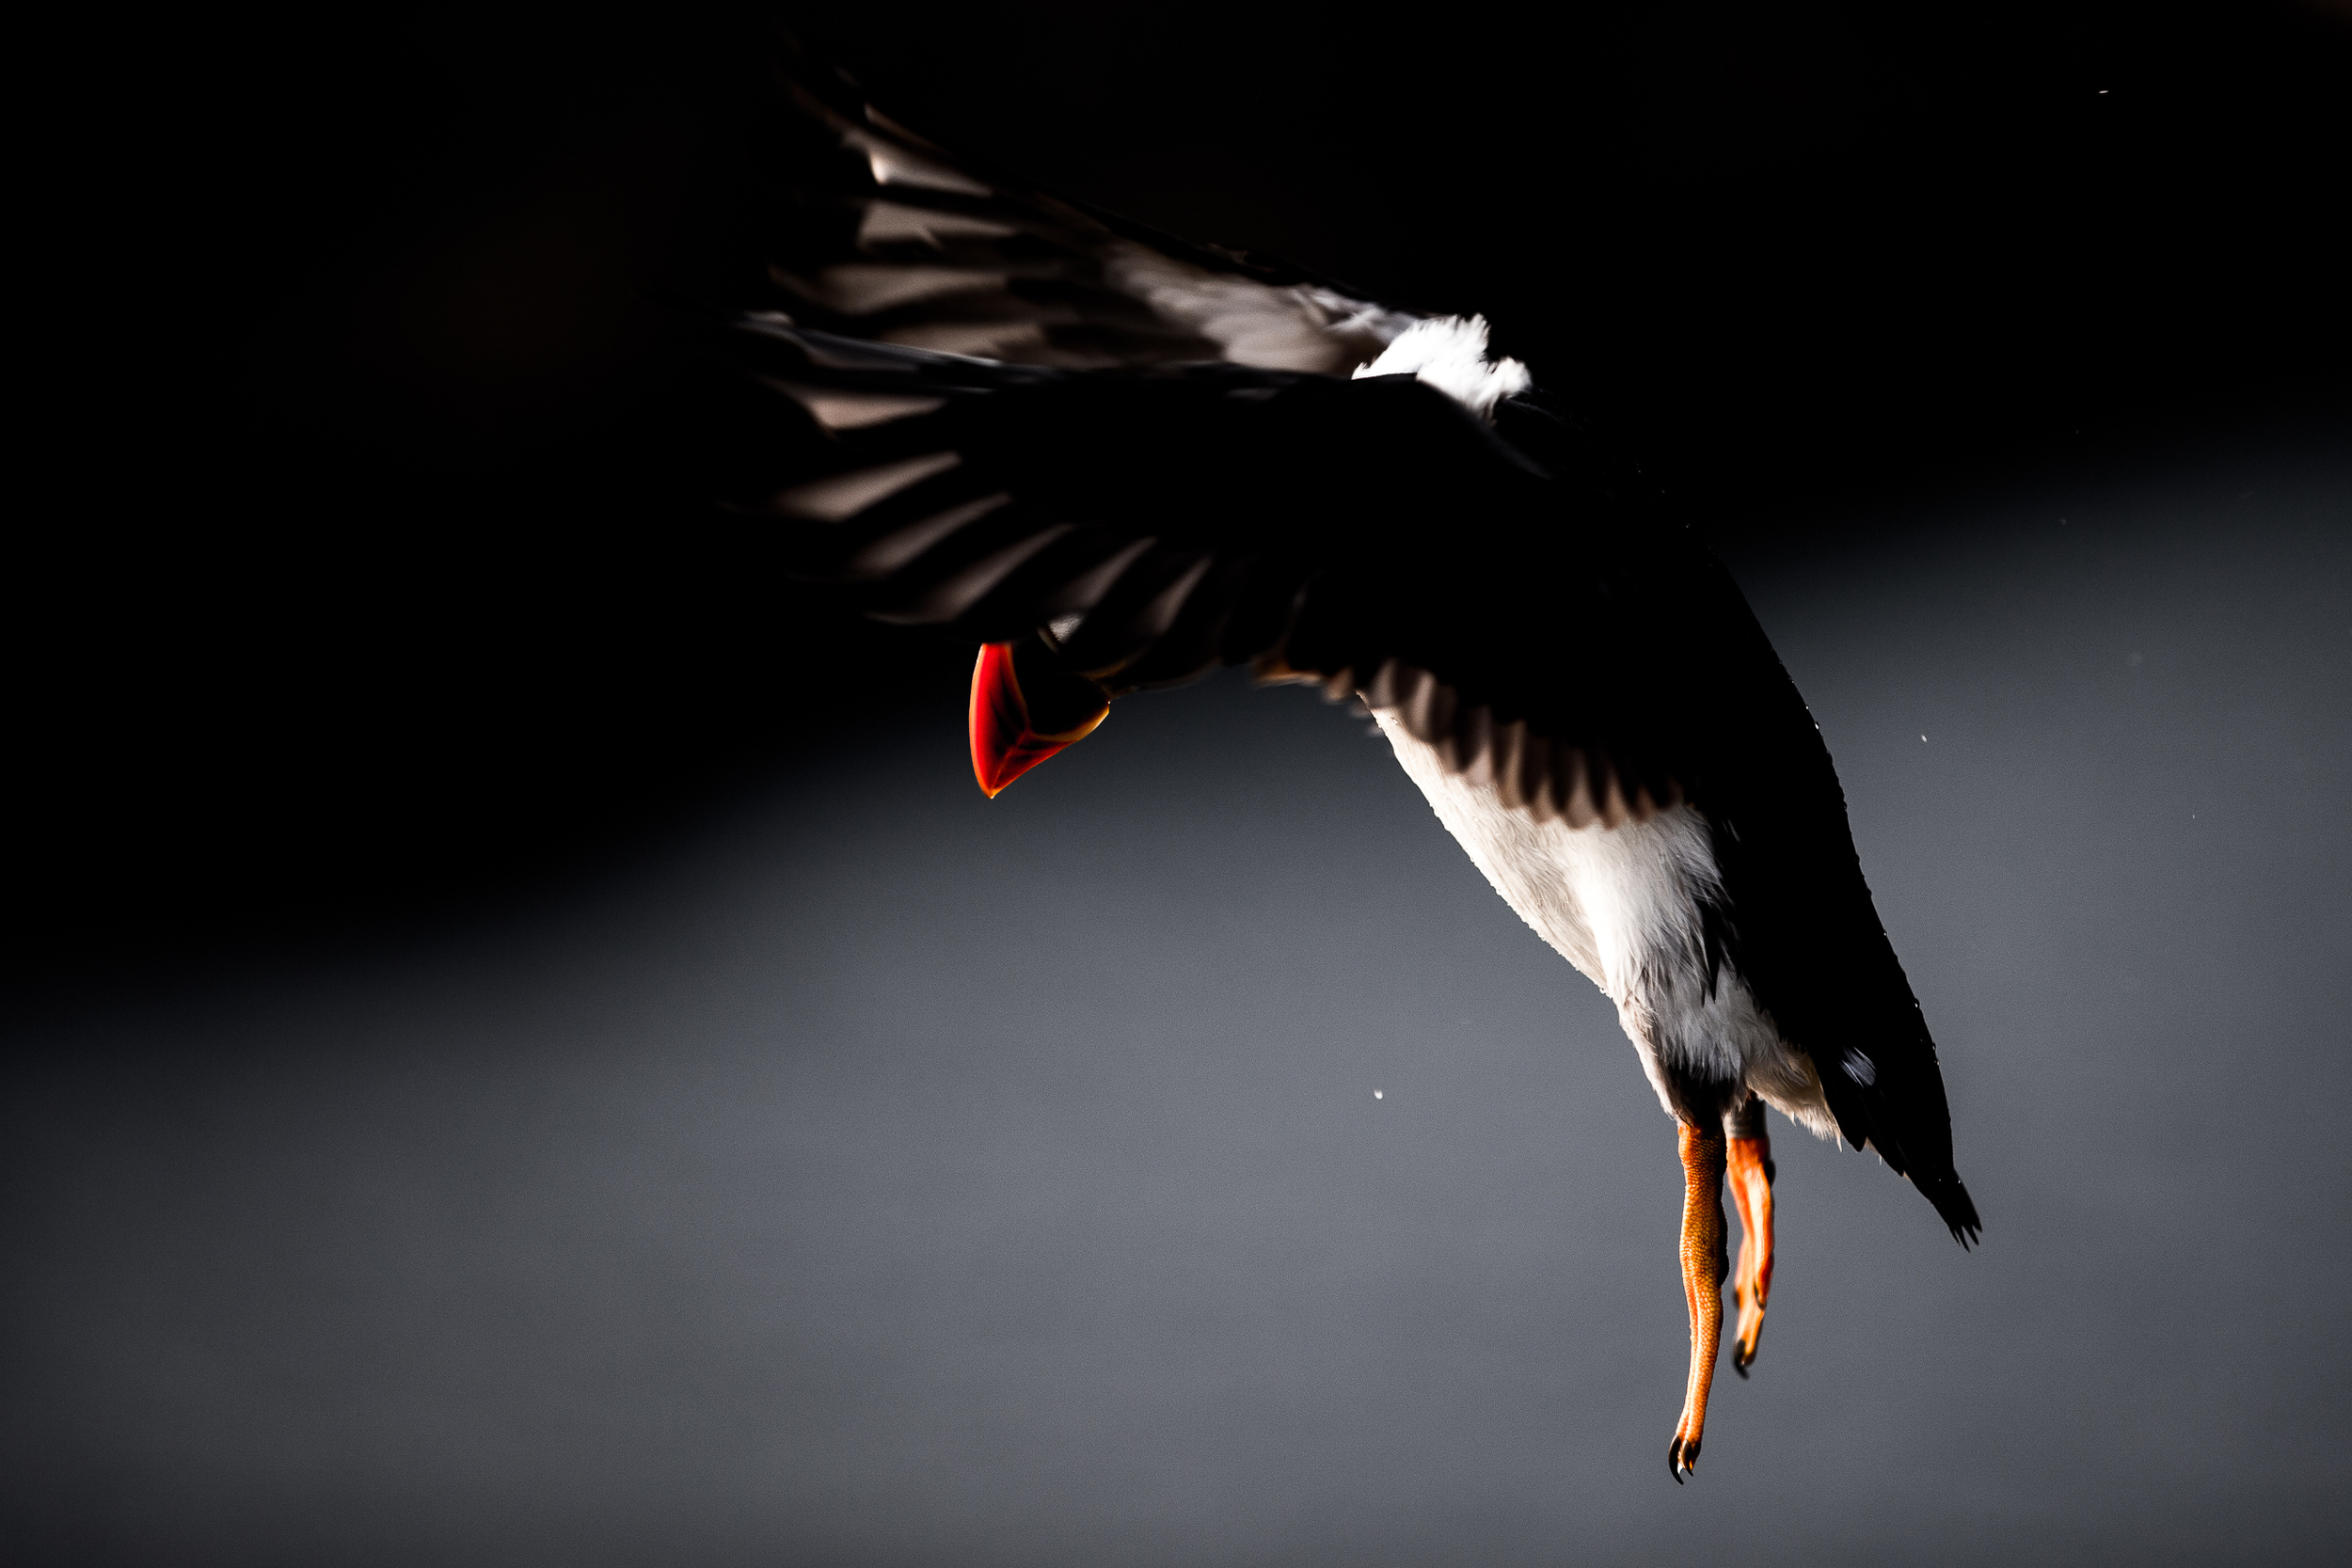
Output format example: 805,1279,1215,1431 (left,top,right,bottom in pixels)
1374,709,1835,1136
